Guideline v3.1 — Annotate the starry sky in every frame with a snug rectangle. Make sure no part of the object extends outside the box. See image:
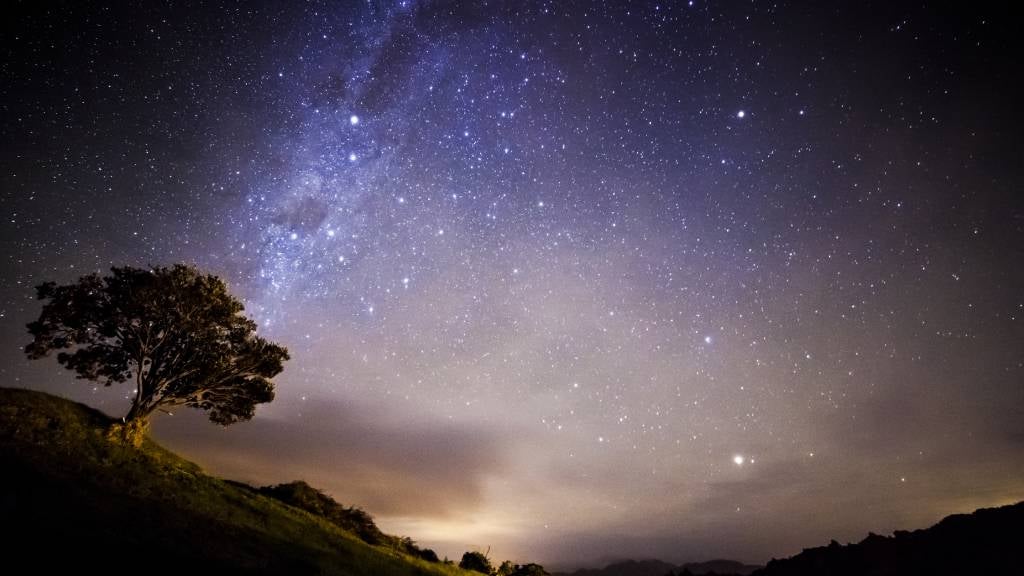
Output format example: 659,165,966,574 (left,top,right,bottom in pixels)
2,0,1023,569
